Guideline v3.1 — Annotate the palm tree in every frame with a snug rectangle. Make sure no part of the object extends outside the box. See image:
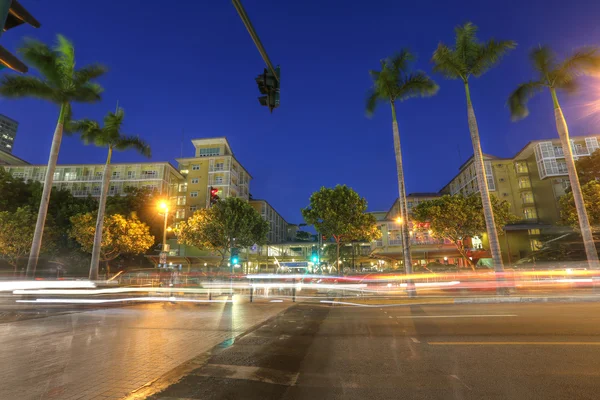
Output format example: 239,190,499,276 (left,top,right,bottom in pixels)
0,35,106,277
366,50,438,293
508,46,600,269
432,22,515,275
70,108,151,279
